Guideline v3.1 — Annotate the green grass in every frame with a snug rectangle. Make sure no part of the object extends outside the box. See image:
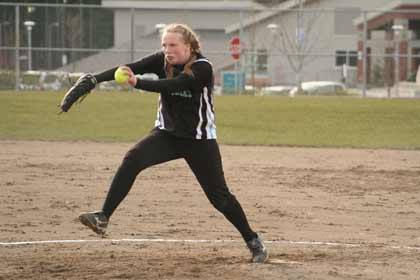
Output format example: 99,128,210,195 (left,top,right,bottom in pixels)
1,91,420,149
